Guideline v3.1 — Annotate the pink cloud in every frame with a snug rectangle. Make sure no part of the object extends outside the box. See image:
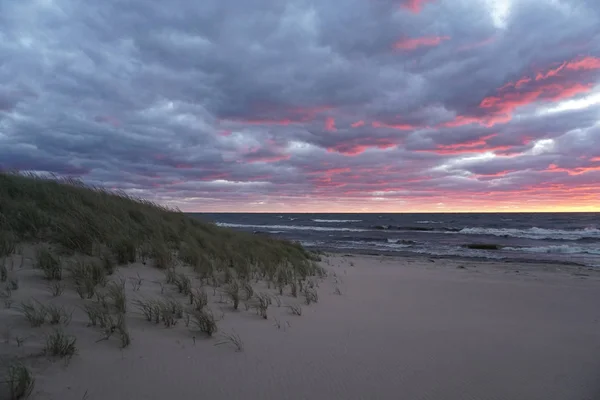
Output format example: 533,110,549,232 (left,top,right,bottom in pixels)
394,36,450,51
